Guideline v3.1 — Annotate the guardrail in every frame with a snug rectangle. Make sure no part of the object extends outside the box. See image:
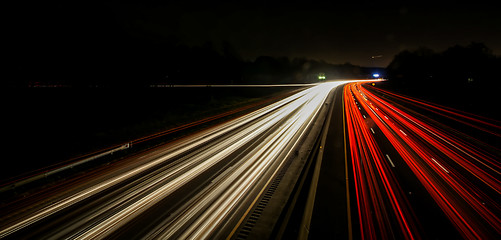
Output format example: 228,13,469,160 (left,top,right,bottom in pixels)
0,143,131,193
